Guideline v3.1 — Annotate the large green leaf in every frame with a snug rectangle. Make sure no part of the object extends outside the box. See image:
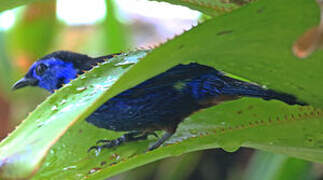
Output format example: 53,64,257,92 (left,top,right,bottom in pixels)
115,0,322,108
1,0,323,179
32,0,323,179
34,99,323,179
0,51,148,179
